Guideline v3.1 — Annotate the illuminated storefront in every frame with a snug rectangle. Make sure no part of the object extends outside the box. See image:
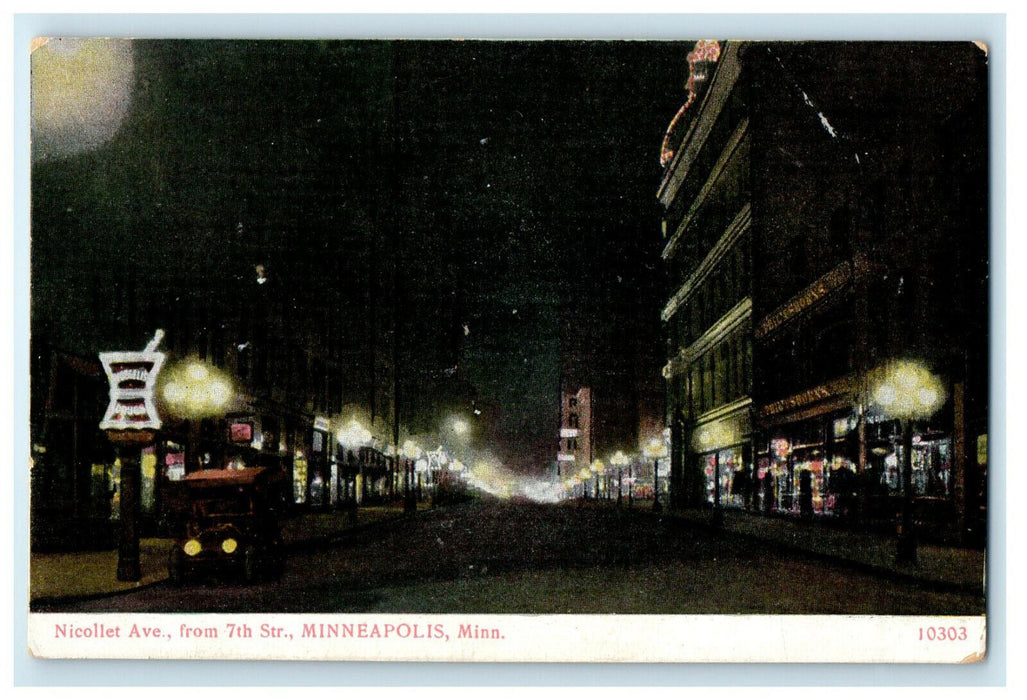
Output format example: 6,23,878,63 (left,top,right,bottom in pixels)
758,404,860,519
757,404,954,521
701,447,747,509
693,405,752,511
866,418,953,499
